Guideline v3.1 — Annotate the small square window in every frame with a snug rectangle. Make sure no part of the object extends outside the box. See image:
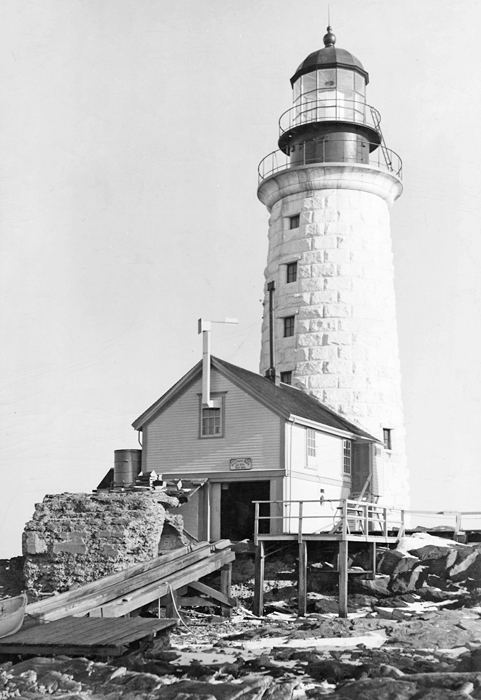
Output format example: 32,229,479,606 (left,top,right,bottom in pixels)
289,214,300,229
286,262,297,283
307,429,316,458
280,371,292,385
200,396,224,438
383,429,392,451
343,439,351,475
283,316,295,337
